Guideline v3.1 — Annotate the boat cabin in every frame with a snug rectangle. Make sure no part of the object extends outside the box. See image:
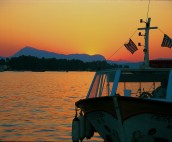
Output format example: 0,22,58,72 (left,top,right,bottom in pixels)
87,69,172,101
